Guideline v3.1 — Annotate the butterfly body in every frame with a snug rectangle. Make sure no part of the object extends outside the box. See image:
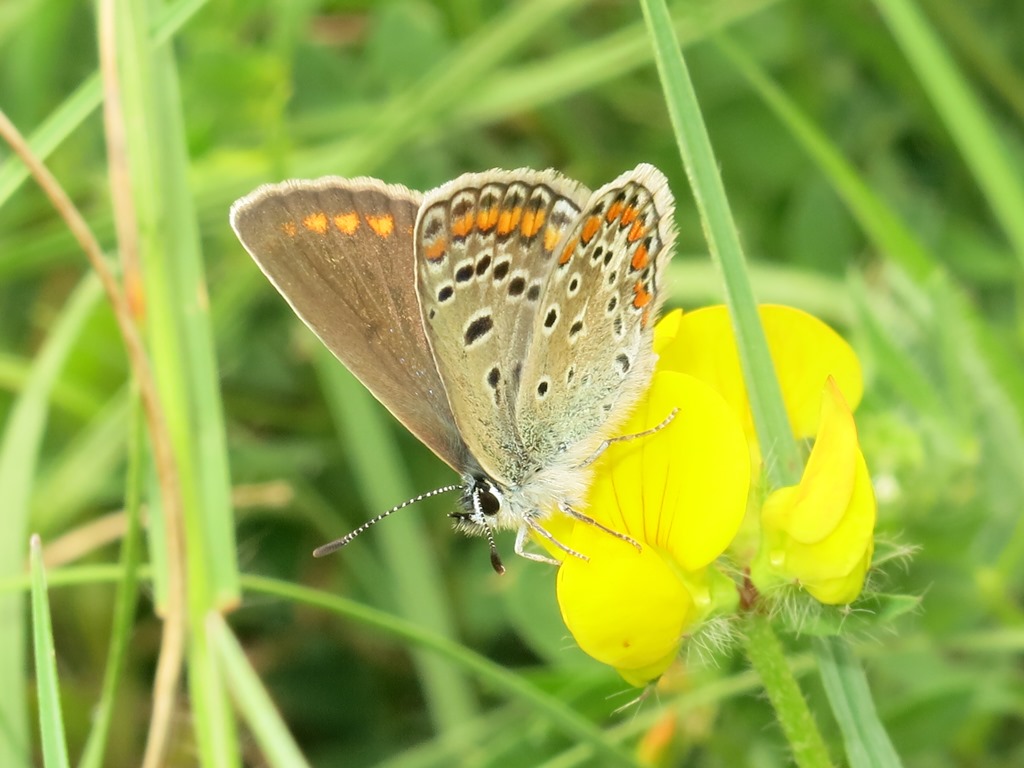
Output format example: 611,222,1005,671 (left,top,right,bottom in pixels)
230,164,675,567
